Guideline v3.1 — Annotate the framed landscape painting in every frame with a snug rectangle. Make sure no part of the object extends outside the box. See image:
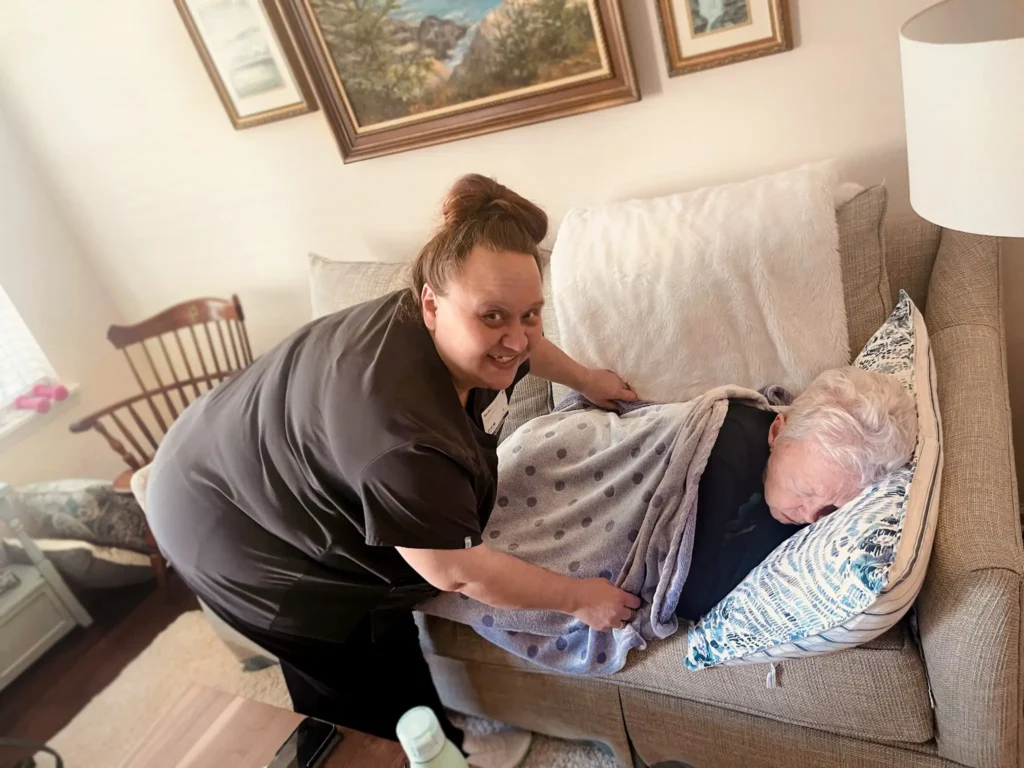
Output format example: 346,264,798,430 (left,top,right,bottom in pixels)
656,0,792,77
279,0,639,162
176,0,317,129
